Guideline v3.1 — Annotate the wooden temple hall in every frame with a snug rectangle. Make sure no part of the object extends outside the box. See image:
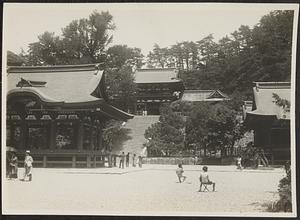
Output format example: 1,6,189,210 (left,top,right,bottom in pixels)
244,82,291,165
134,68,184,115
6,64,134,168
